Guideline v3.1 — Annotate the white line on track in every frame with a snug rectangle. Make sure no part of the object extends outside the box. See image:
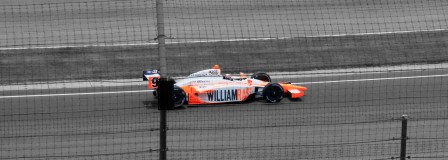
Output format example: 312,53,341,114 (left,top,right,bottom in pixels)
1,29,447,50
0,37,290,50
303,28,448,38
0,90,153,99
292,74,448,85
1,74,448,99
